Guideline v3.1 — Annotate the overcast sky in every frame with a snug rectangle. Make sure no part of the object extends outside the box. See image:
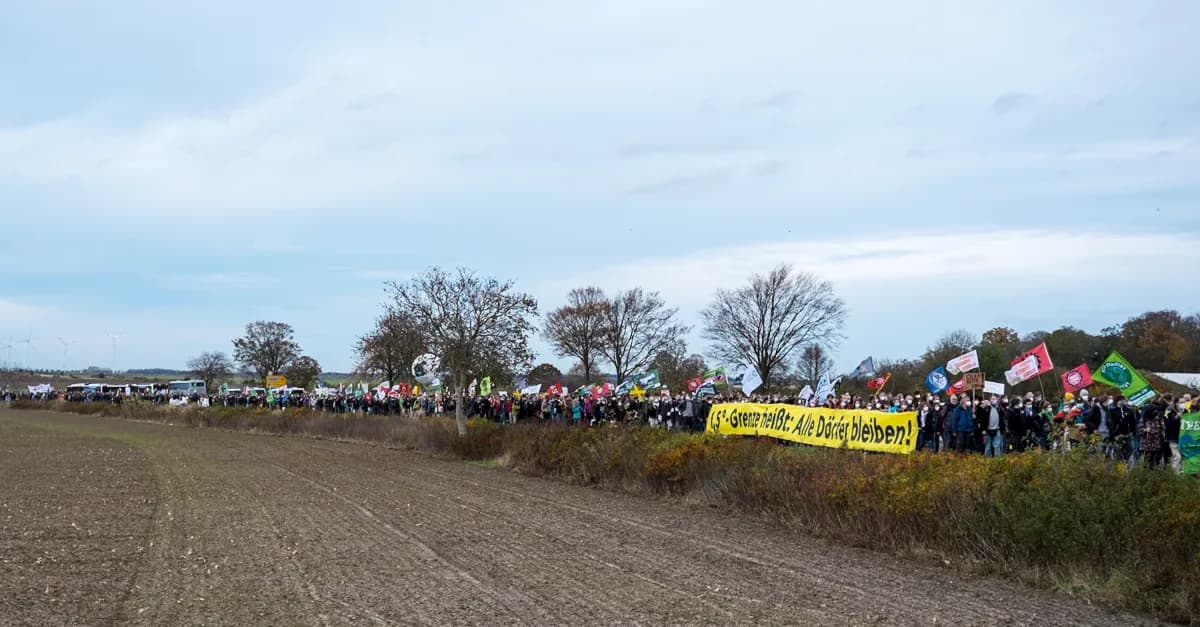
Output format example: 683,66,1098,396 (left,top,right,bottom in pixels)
2,0,1198,375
